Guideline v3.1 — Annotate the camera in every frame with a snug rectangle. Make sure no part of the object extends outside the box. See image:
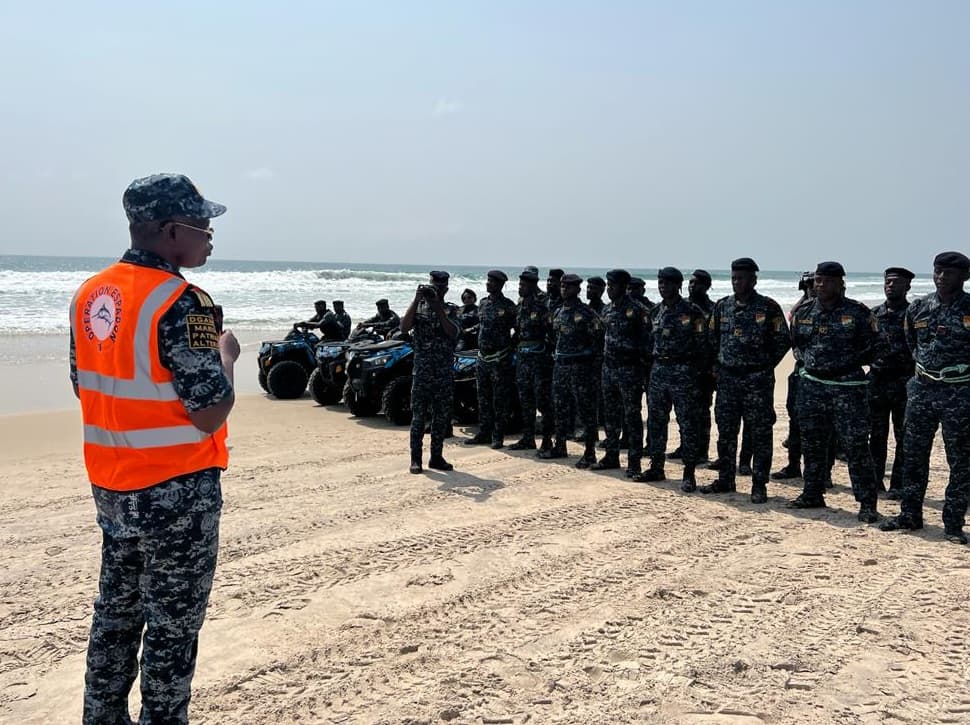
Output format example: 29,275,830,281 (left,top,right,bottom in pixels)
417,284,437,298
797,272,814,292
